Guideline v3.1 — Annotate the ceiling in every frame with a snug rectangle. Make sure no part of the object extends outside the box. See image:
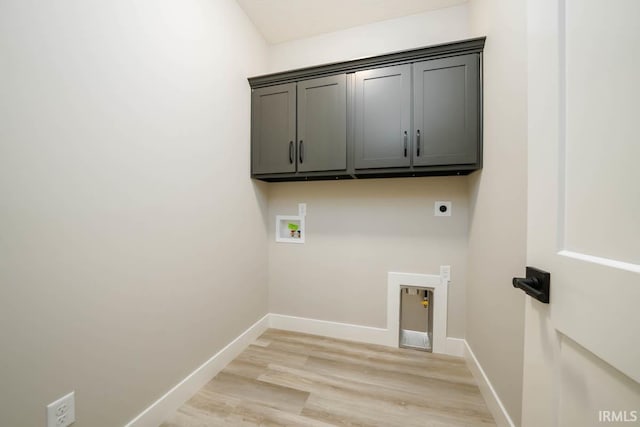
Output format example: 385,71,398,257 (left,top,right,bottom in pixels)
236,0,468,44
